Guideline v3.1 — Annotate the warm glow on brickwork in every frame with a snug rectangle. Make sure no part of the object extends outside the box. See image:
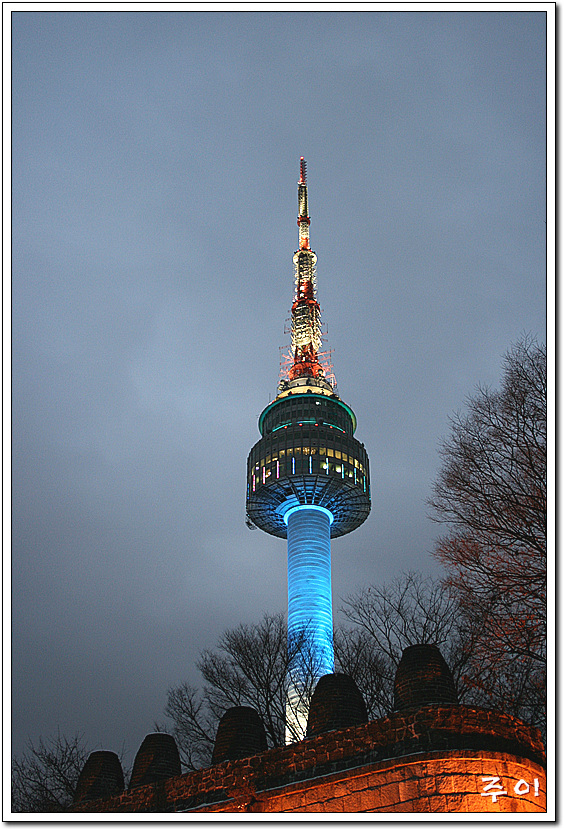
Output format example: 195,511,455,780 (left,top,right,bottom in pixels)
196,753,545,813
72,705,546,814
